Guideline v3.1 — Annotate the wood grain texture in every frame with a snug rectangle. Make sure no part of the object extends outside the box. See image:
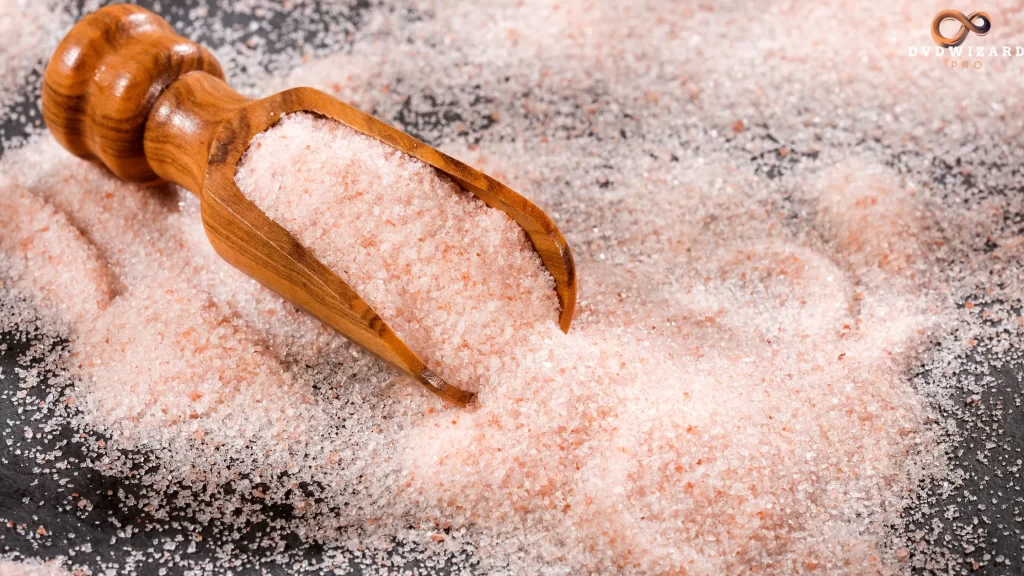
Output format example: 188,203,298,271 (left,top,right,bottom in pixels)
145,71,250,195
42,4,578,406
42,4,223,184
